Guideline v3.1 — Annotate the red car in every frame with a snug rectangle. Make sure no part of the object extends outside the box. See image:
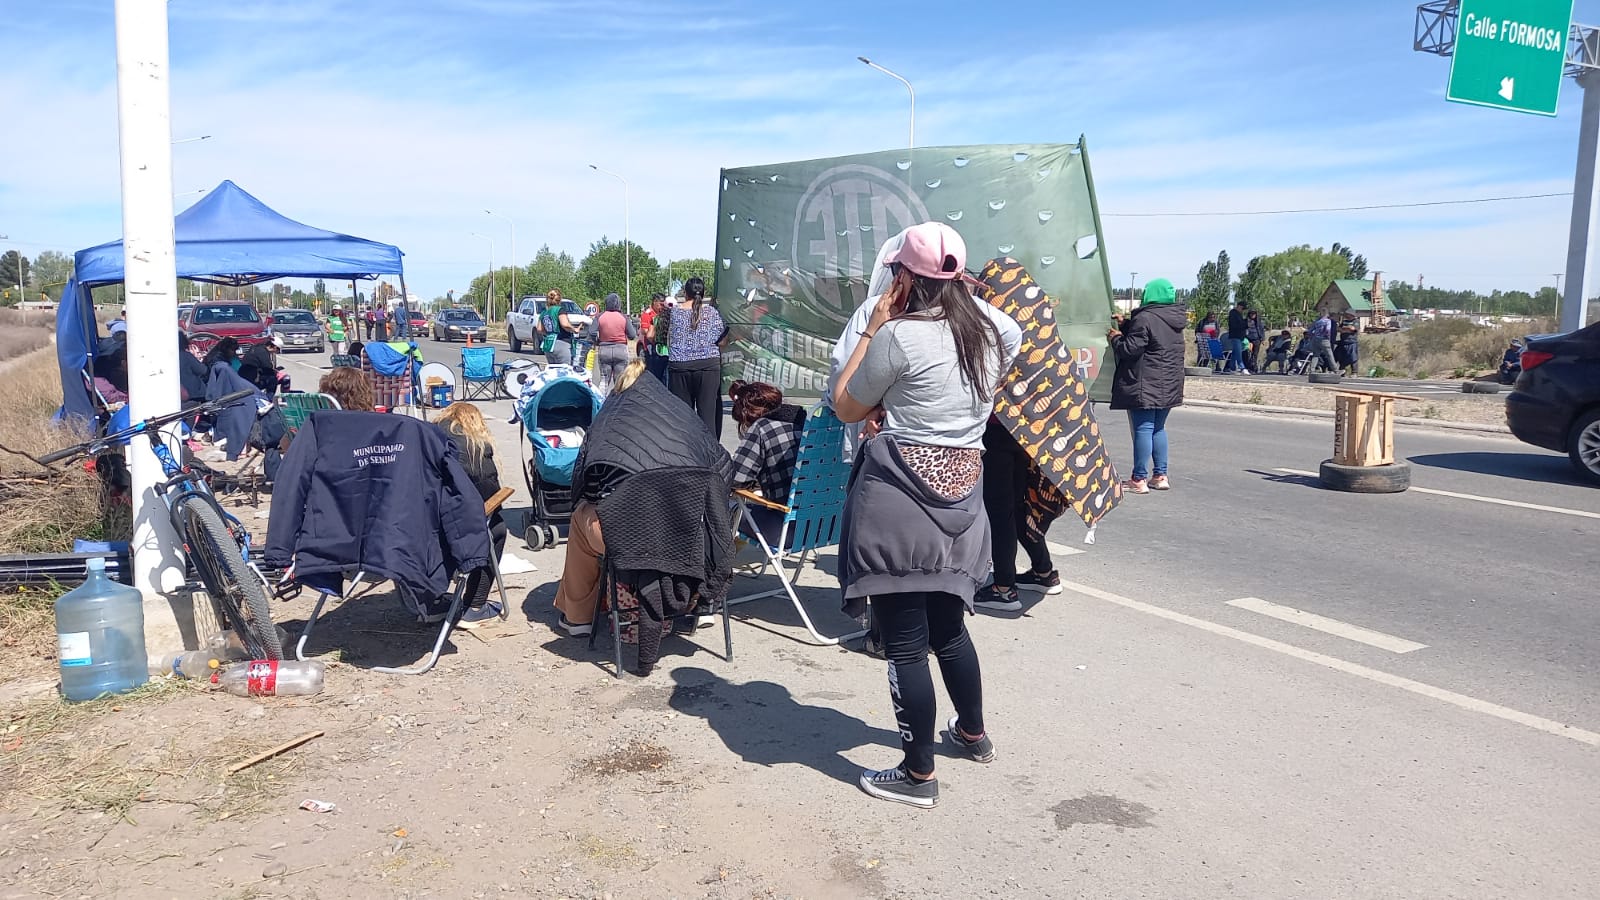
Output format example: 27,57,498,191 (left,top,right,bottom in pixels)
183,301,273,354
